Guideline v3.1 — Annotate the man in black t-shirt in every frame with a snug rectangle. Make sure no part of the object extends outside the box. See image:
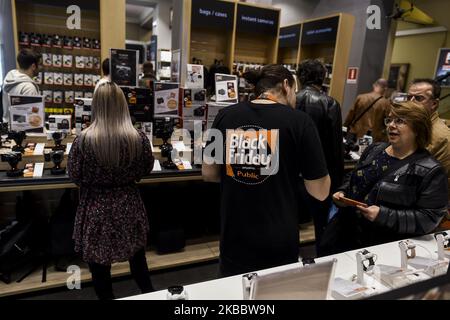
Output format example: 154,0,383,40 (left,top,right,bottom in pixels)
203,65,330,277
